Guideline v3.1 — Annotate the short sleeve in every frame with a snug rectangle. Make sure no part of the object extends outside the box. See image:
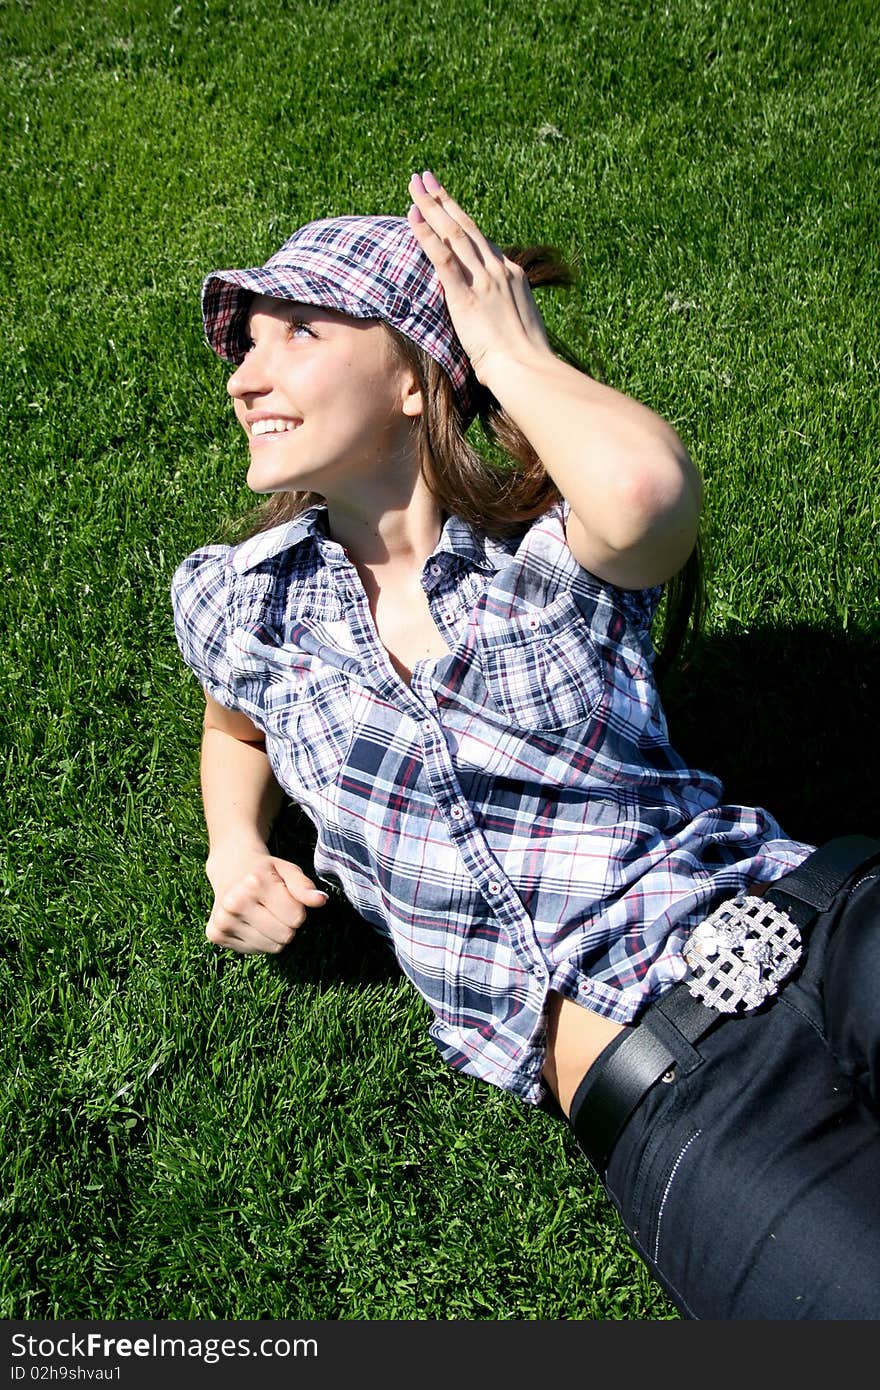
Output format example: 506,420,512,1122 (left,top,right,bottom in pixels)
170,545,238,709
611,580,663,635
554,499,663,636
